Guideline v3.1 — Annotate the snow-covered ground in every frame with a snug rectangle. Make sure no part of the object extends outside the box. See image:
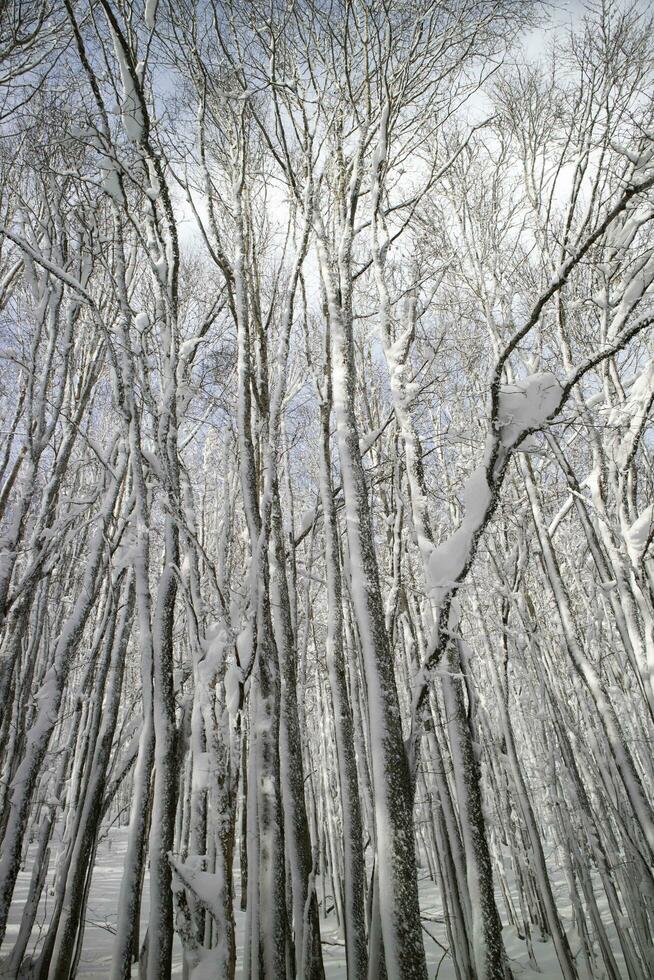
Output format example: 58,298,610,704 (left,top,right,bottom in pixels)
1,826,630,978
